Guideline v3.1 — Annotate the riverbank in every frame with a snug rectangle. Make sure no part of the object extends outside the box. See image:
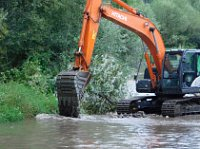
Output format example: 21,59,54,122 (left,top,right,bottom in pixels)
0,82,58,123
